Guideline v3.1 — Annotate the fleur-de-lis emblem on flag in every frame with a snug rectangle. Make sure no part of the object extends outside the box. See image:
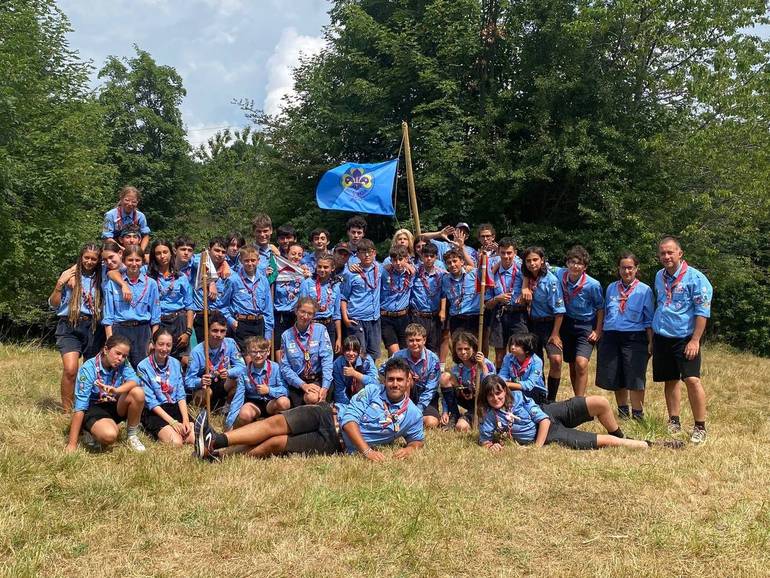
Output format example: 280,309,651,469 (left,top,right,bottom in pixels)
341,167,374,198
